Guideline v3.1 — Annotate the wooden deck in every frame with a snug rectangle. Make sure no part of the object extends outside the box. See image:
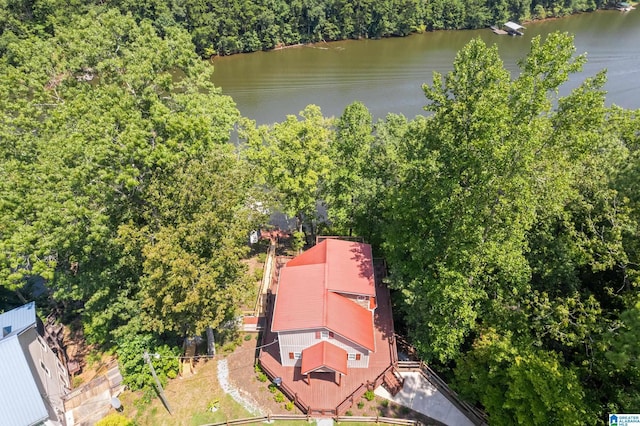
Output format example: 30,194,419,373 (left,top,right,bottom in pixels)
258,259,398,416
